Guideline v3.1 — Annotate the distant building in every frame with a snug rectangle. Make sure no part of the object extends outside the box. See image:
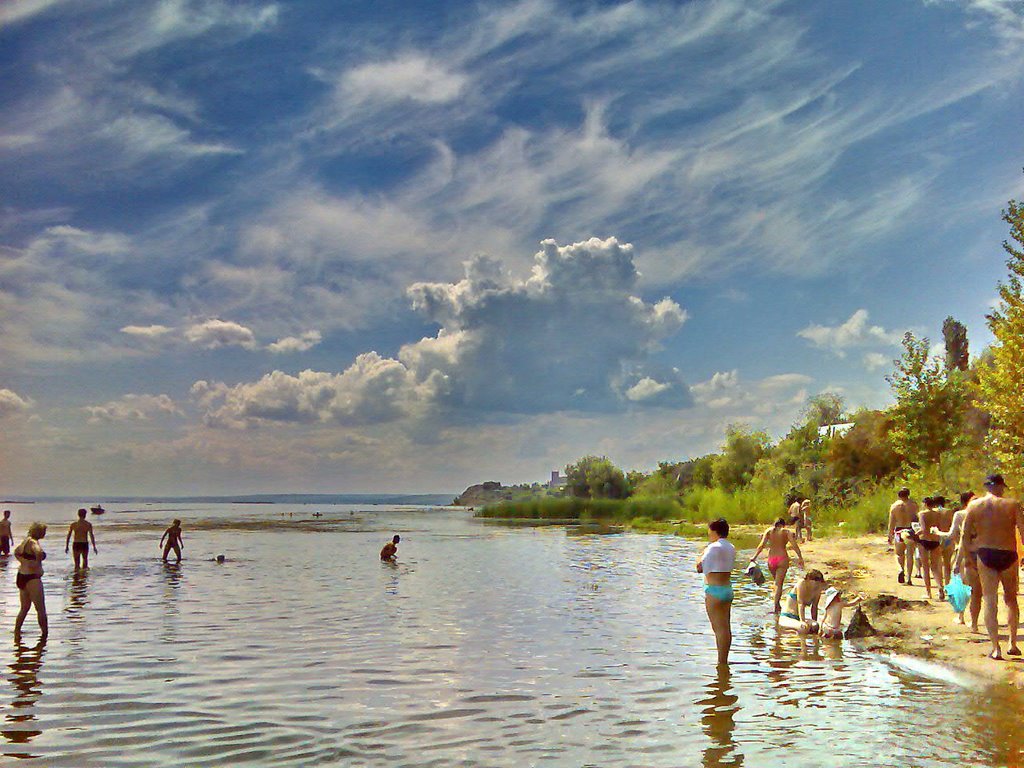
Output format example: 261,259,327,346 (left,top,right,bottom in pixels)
818,422,855,440
548,470,567,489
